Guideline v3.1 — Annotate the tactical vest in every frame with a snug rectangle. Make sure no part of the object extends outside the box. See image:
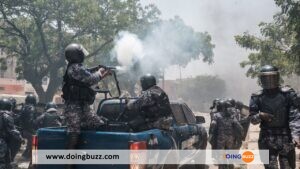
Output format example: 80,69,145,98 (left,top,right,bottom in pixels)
142,87,172,120
258,90,289,129
43,113,61,127
62,64,96,105
20,105,36,131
